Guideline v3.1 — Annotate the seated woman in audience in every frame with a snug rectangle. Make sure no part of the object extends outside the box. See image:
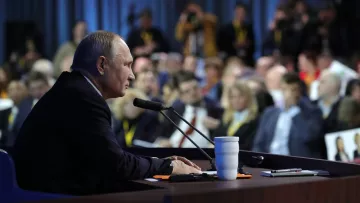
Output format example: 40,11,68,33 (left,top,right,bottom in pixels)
111,88,160,148
201,57,224,102
345,79,360,104
206,81,259,150
337,96,360,131
219,58,243,108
